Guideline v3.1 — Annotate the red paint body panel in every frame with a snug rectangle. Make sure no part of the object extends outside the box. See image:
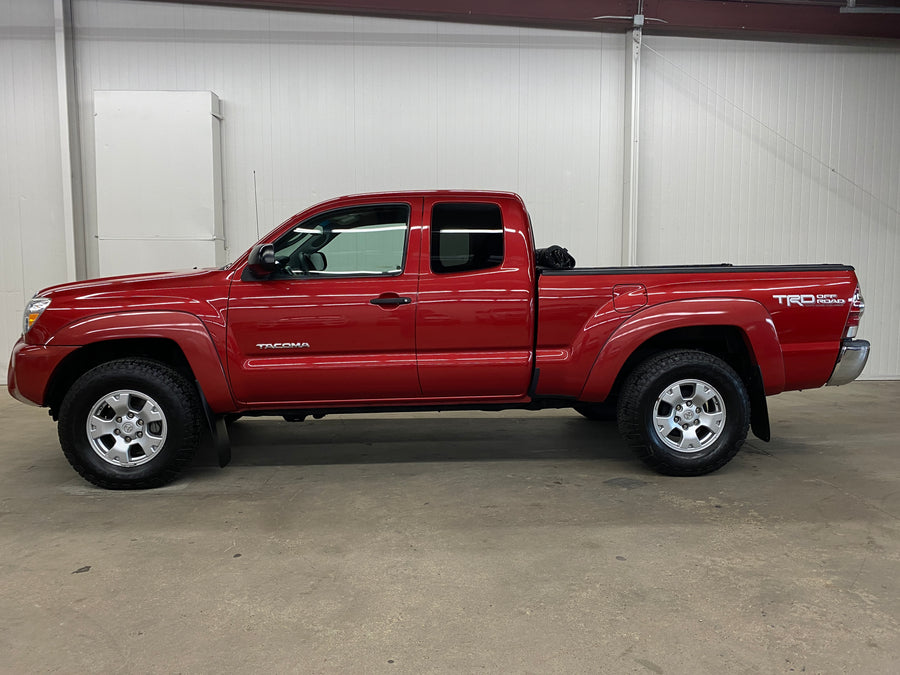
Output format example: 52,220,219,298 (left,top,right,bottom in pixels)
537,268,857,400
8,340,78,406
7,191,863,417
12,269,234,410
226,196,423,406
228,276,421,405
578,298,785,401
47,311,235,410
415,194,535,398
